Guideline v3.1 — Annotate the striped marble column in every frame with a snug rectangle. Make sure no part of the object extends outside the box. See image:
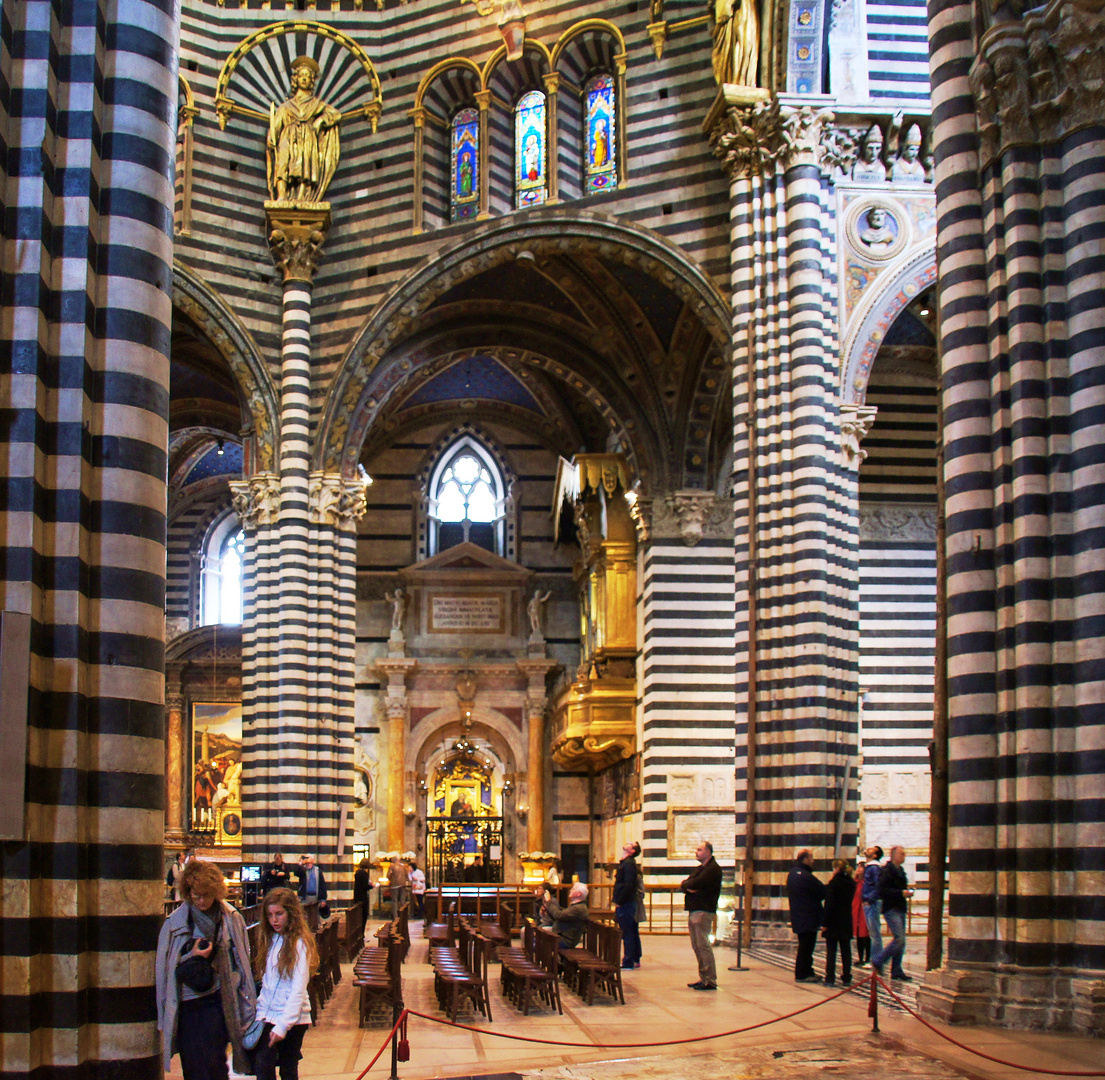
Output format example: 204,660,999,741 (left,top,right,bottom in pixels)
916,0,1105,1035
708,93,862,925
239,208,364,897
0,1,178,1075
